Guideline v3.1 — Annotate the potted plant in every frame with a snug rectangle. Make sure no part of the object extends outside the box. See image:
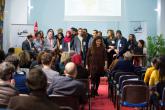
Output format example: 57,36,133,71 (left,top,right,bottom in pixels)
147,34,165,65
